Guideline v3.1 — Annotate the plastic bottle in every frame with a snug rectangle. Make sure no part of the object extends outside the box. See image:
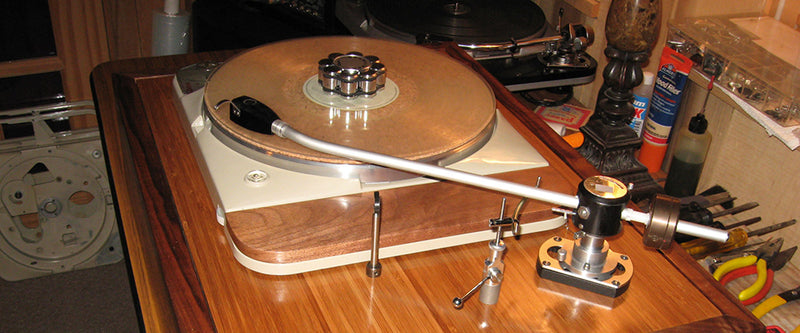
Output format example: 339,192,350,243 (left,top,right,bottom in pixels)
629,71,654,137
663,113,712,197
639,47,693,173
